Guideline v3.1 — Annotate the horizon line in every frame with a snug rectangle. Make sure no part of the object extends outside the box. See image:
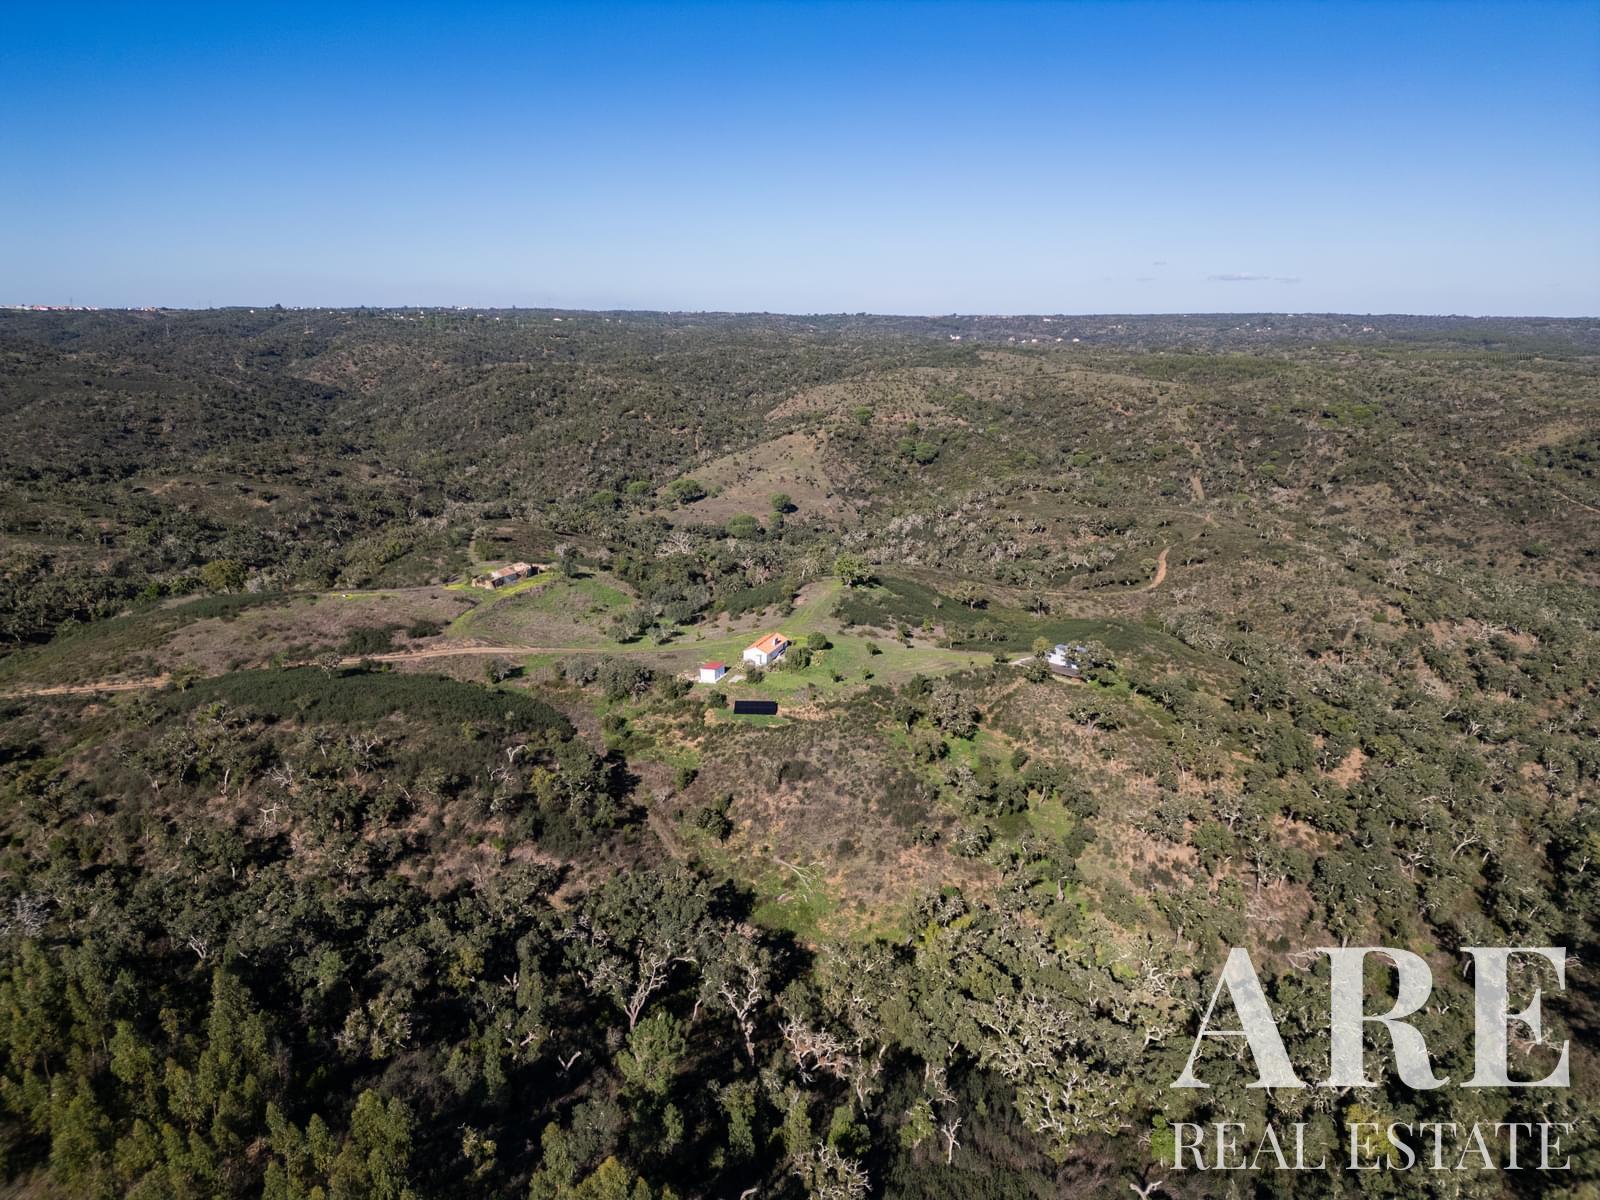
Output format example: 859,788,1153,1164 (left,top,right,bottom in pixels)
4,304,1597,322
